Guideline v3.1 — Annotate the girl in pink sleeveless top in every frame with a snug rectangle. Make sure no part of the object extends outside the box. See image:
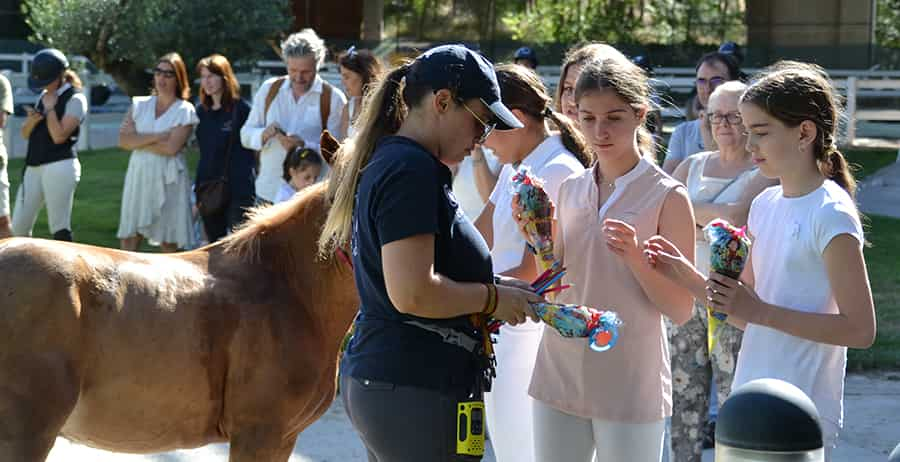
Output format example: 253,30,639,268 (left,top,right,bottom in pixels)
515,53,695,461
